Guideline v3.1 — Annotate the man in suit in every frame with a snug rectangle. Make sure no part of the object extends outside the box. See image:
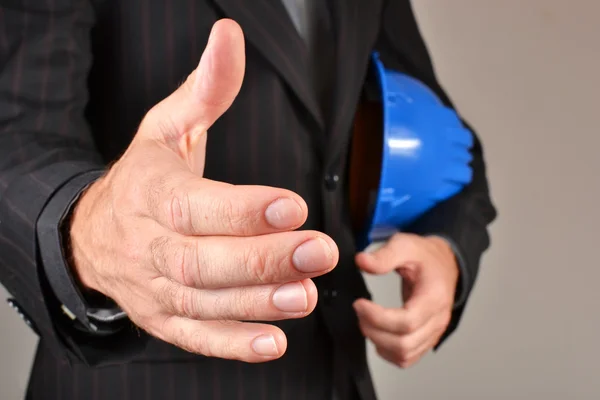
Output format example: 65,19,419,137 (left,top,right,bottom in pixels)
0,1,496,399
